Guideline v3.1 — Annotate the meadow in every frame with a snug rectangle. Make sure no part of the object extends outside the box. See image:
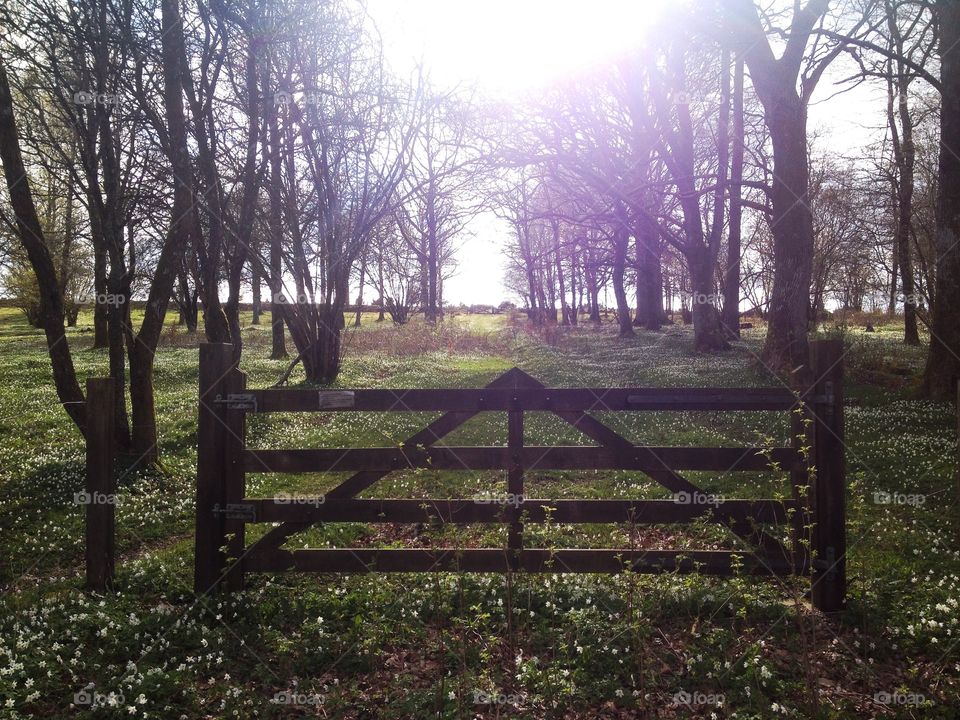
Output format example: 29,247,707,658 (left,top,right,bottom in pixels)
0,307,956,718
